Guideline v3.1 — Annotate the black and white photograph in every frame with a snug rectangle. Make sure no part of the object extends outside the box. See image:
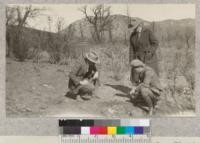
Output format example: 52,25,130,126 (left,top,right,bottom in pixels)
6,4,195,117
